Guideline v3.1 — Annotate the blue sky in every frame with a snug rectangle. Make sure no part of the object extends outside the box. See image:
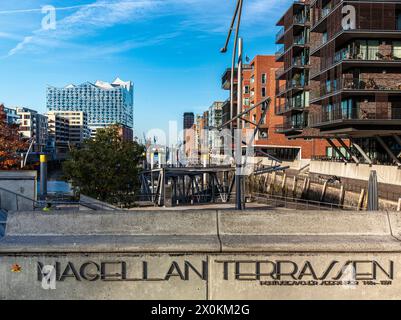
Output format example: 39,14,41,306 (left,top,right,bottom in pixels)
0,0,292,138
